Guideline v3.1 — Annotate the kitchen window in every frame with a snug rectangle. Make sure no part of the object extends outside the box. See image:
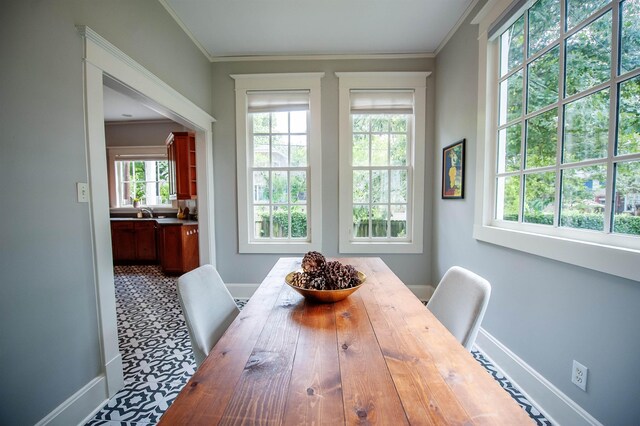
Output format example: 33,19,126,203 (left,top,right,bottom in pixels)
232,73,324,253
337,72,429,253
472,0,640,281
